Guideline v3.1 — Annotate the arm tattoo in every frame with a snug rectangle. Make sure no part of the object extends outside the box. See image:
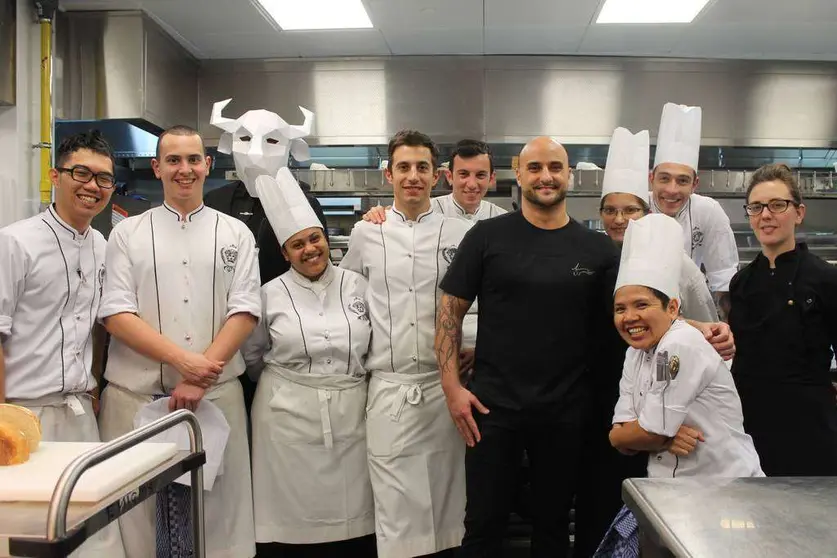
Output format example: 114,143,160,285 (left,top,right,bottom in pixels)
435,293,471,383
